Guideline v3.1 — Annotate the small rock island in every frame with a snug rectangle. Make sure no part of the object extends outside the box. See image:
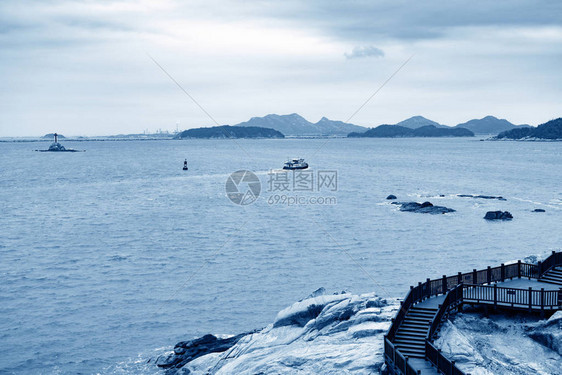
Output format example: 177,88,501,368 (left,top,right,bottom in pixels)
37,133,80,152
392,201,456,214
